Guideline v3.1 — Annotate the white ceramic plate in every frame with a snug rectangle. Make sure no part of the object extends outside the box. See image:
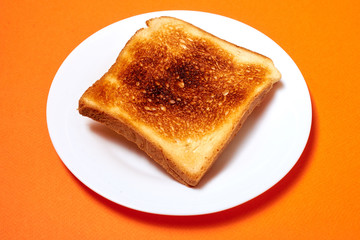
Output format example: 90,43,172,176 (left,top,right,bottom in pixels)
47,10,312,216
